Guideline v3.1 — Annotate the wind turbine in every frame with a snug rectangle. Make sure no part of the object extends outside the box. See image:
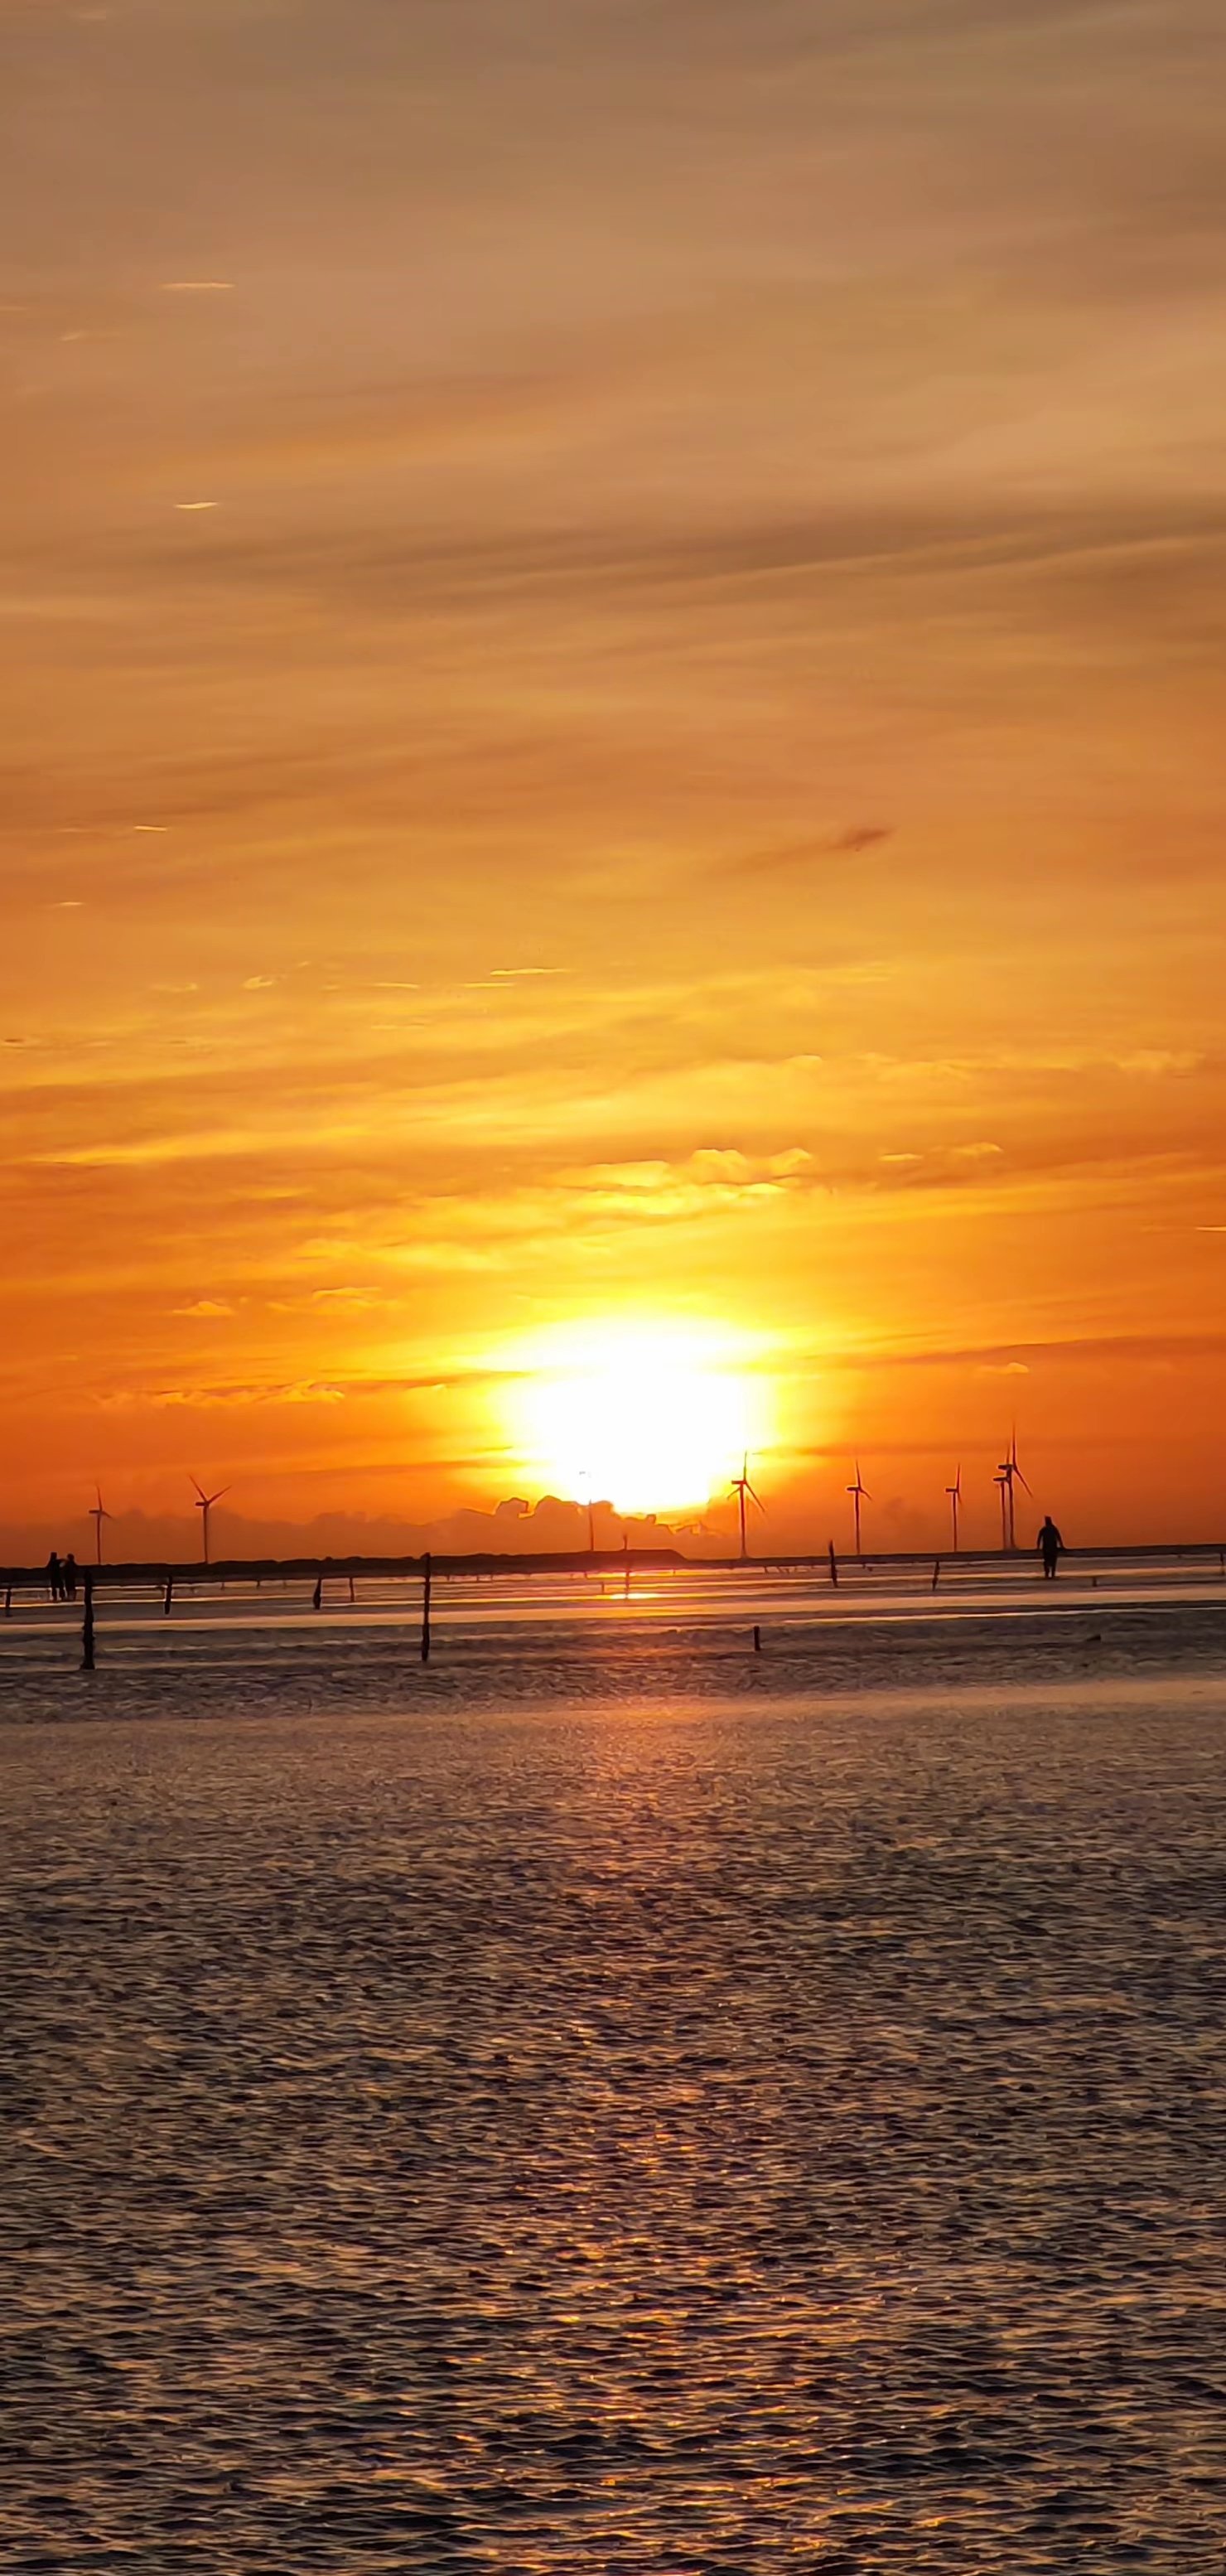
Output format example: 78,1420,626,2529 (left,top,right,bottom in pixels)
997,1429,1031,1552
89,1486,113,1566
191,1475,229,1566
945,1465,963,1553
730,1454,764,1562
847,1461,871,1559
